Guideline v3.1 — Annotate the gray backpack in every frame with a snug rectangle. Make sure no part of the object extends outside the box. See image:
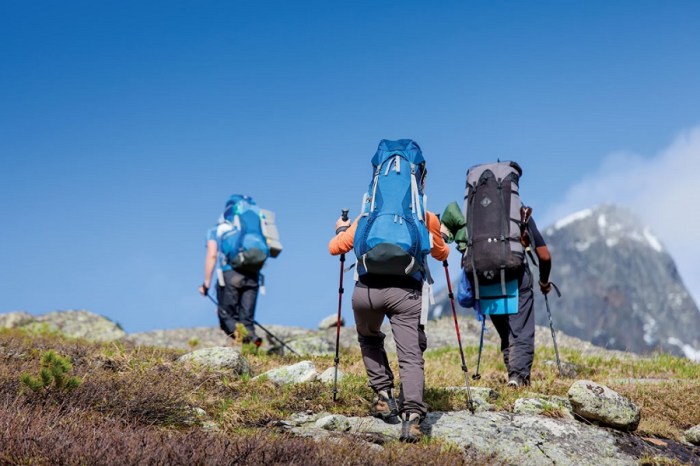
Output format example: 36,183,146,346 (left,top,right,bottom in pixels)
462,161,524,298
